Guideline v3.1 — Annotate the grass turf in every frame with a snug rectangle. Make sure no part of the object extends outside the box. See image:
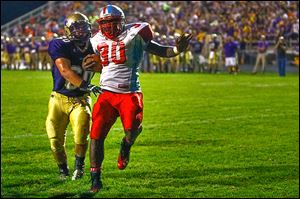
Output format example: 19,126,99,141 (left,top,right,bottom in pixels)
1,70,299,198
